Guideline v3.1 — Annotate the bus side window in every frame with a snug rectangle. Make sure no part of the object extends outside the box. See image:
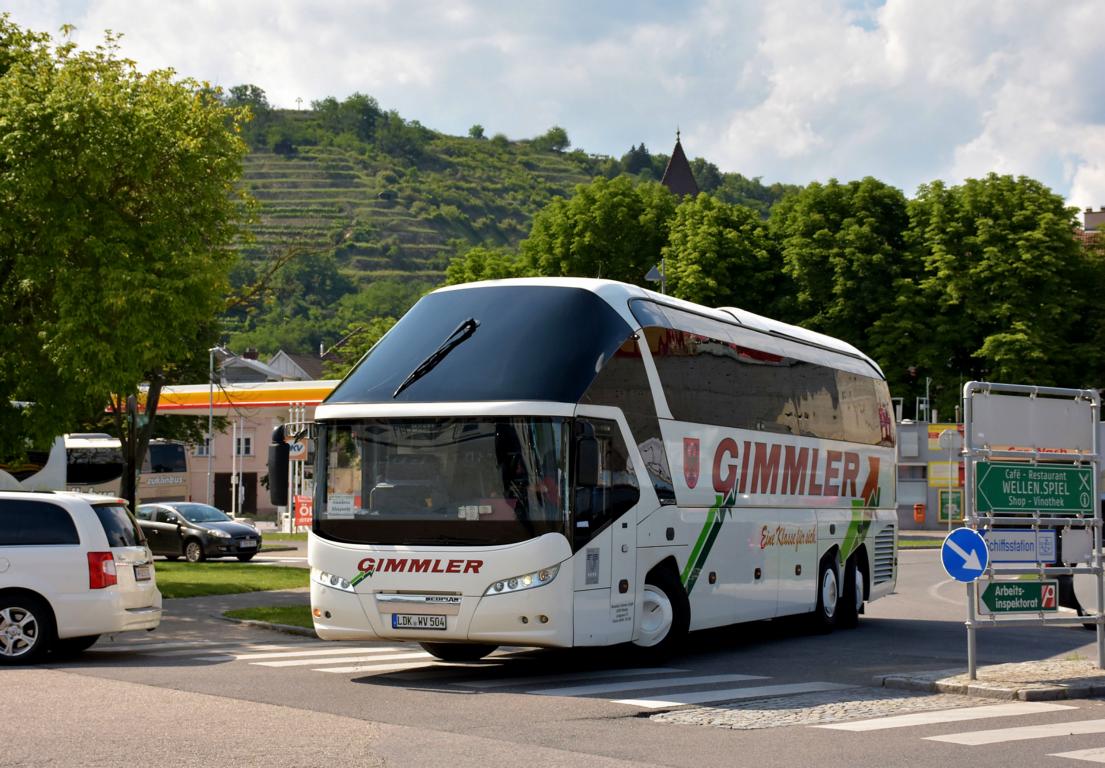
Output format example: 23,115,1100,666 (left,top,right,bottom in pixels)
574,418,639,550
